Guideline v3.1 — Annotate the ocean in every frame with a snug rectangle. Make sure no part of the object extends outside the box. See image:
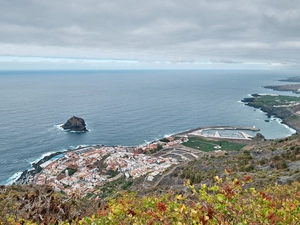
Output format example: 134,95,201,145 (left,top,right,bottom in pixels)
0,70,298,184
